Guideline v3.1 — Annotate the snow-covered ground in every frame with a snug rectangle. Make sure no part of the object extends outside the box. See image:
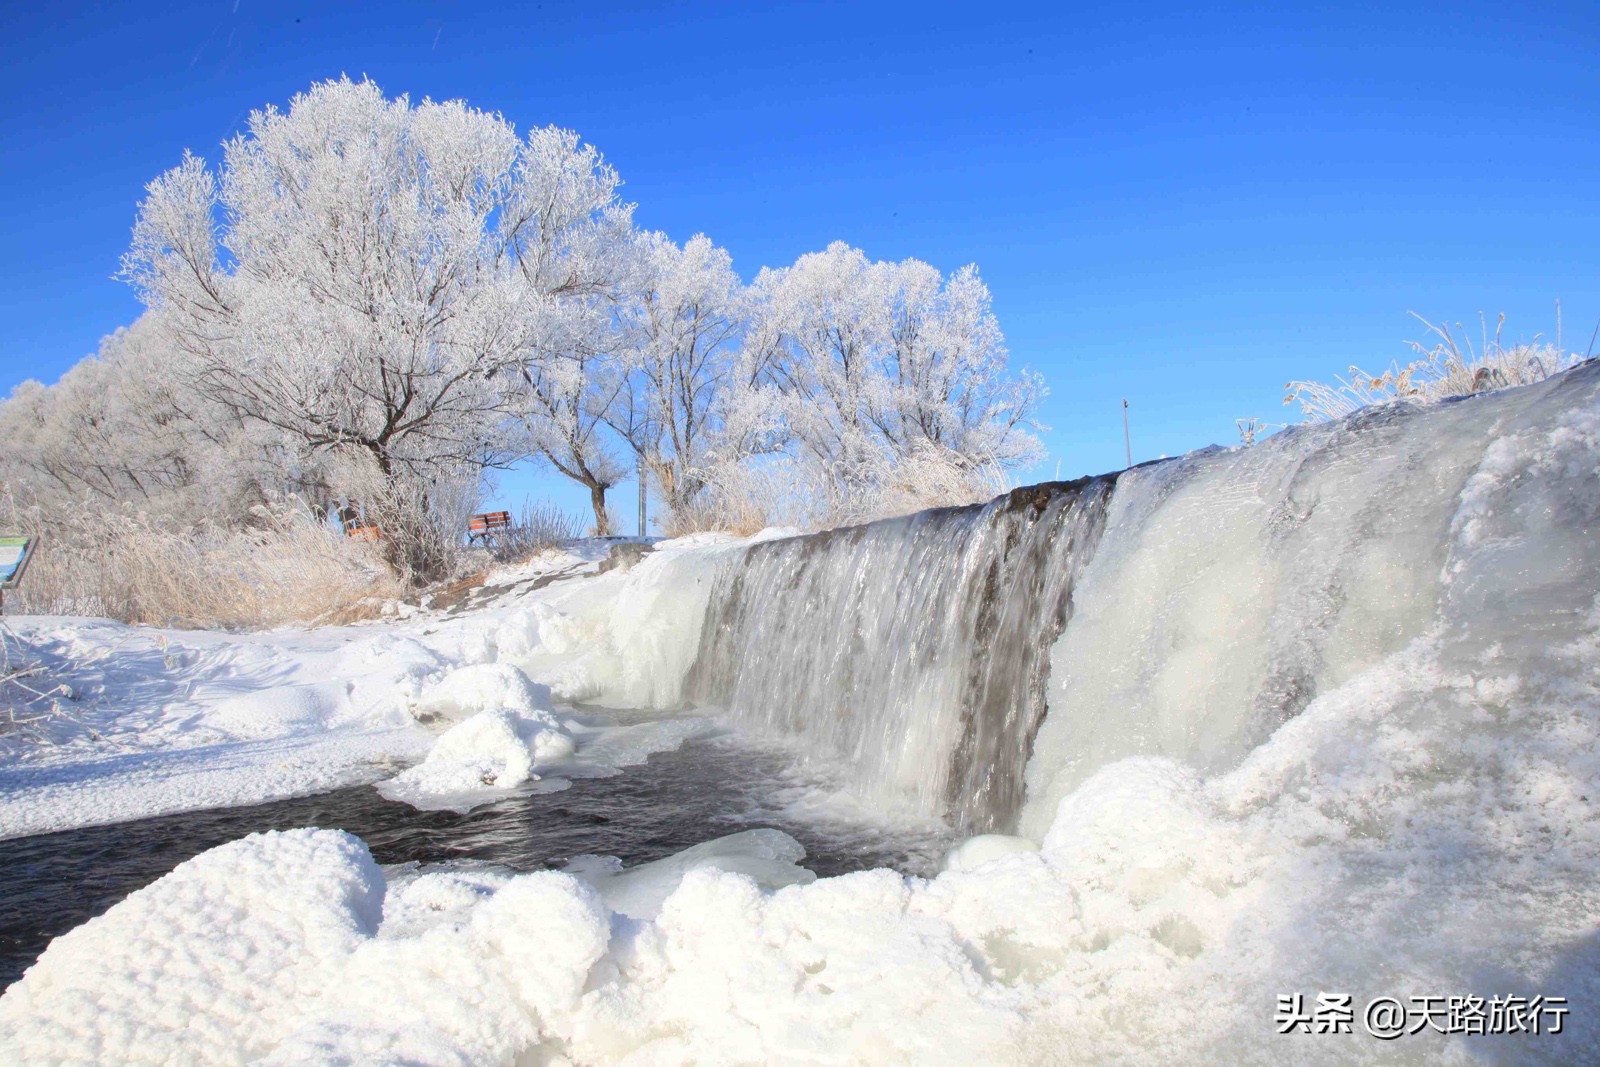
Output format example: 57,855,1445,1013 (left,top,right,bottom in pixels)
0,535,752,840
2,374,1599,1064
